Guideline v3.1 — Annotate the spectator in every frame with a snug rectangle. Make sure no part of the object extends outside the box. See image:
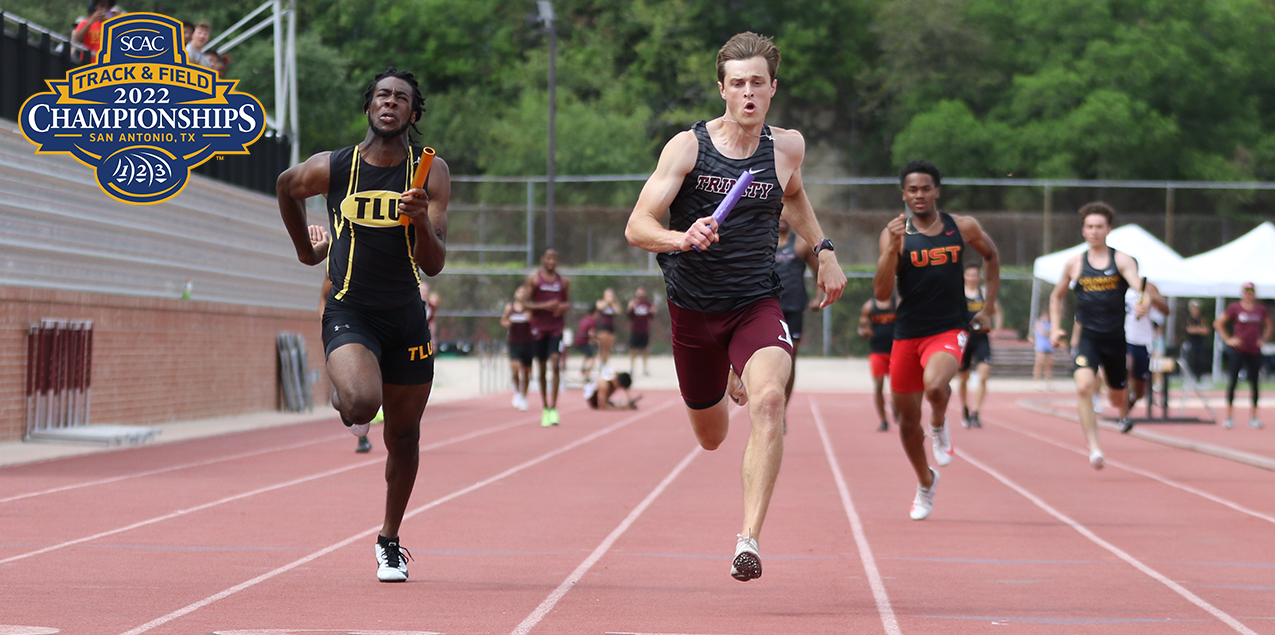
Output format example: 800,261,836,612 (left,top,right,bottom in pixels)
1183,299,1212,379
186,20,214,68
72,0,117,63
